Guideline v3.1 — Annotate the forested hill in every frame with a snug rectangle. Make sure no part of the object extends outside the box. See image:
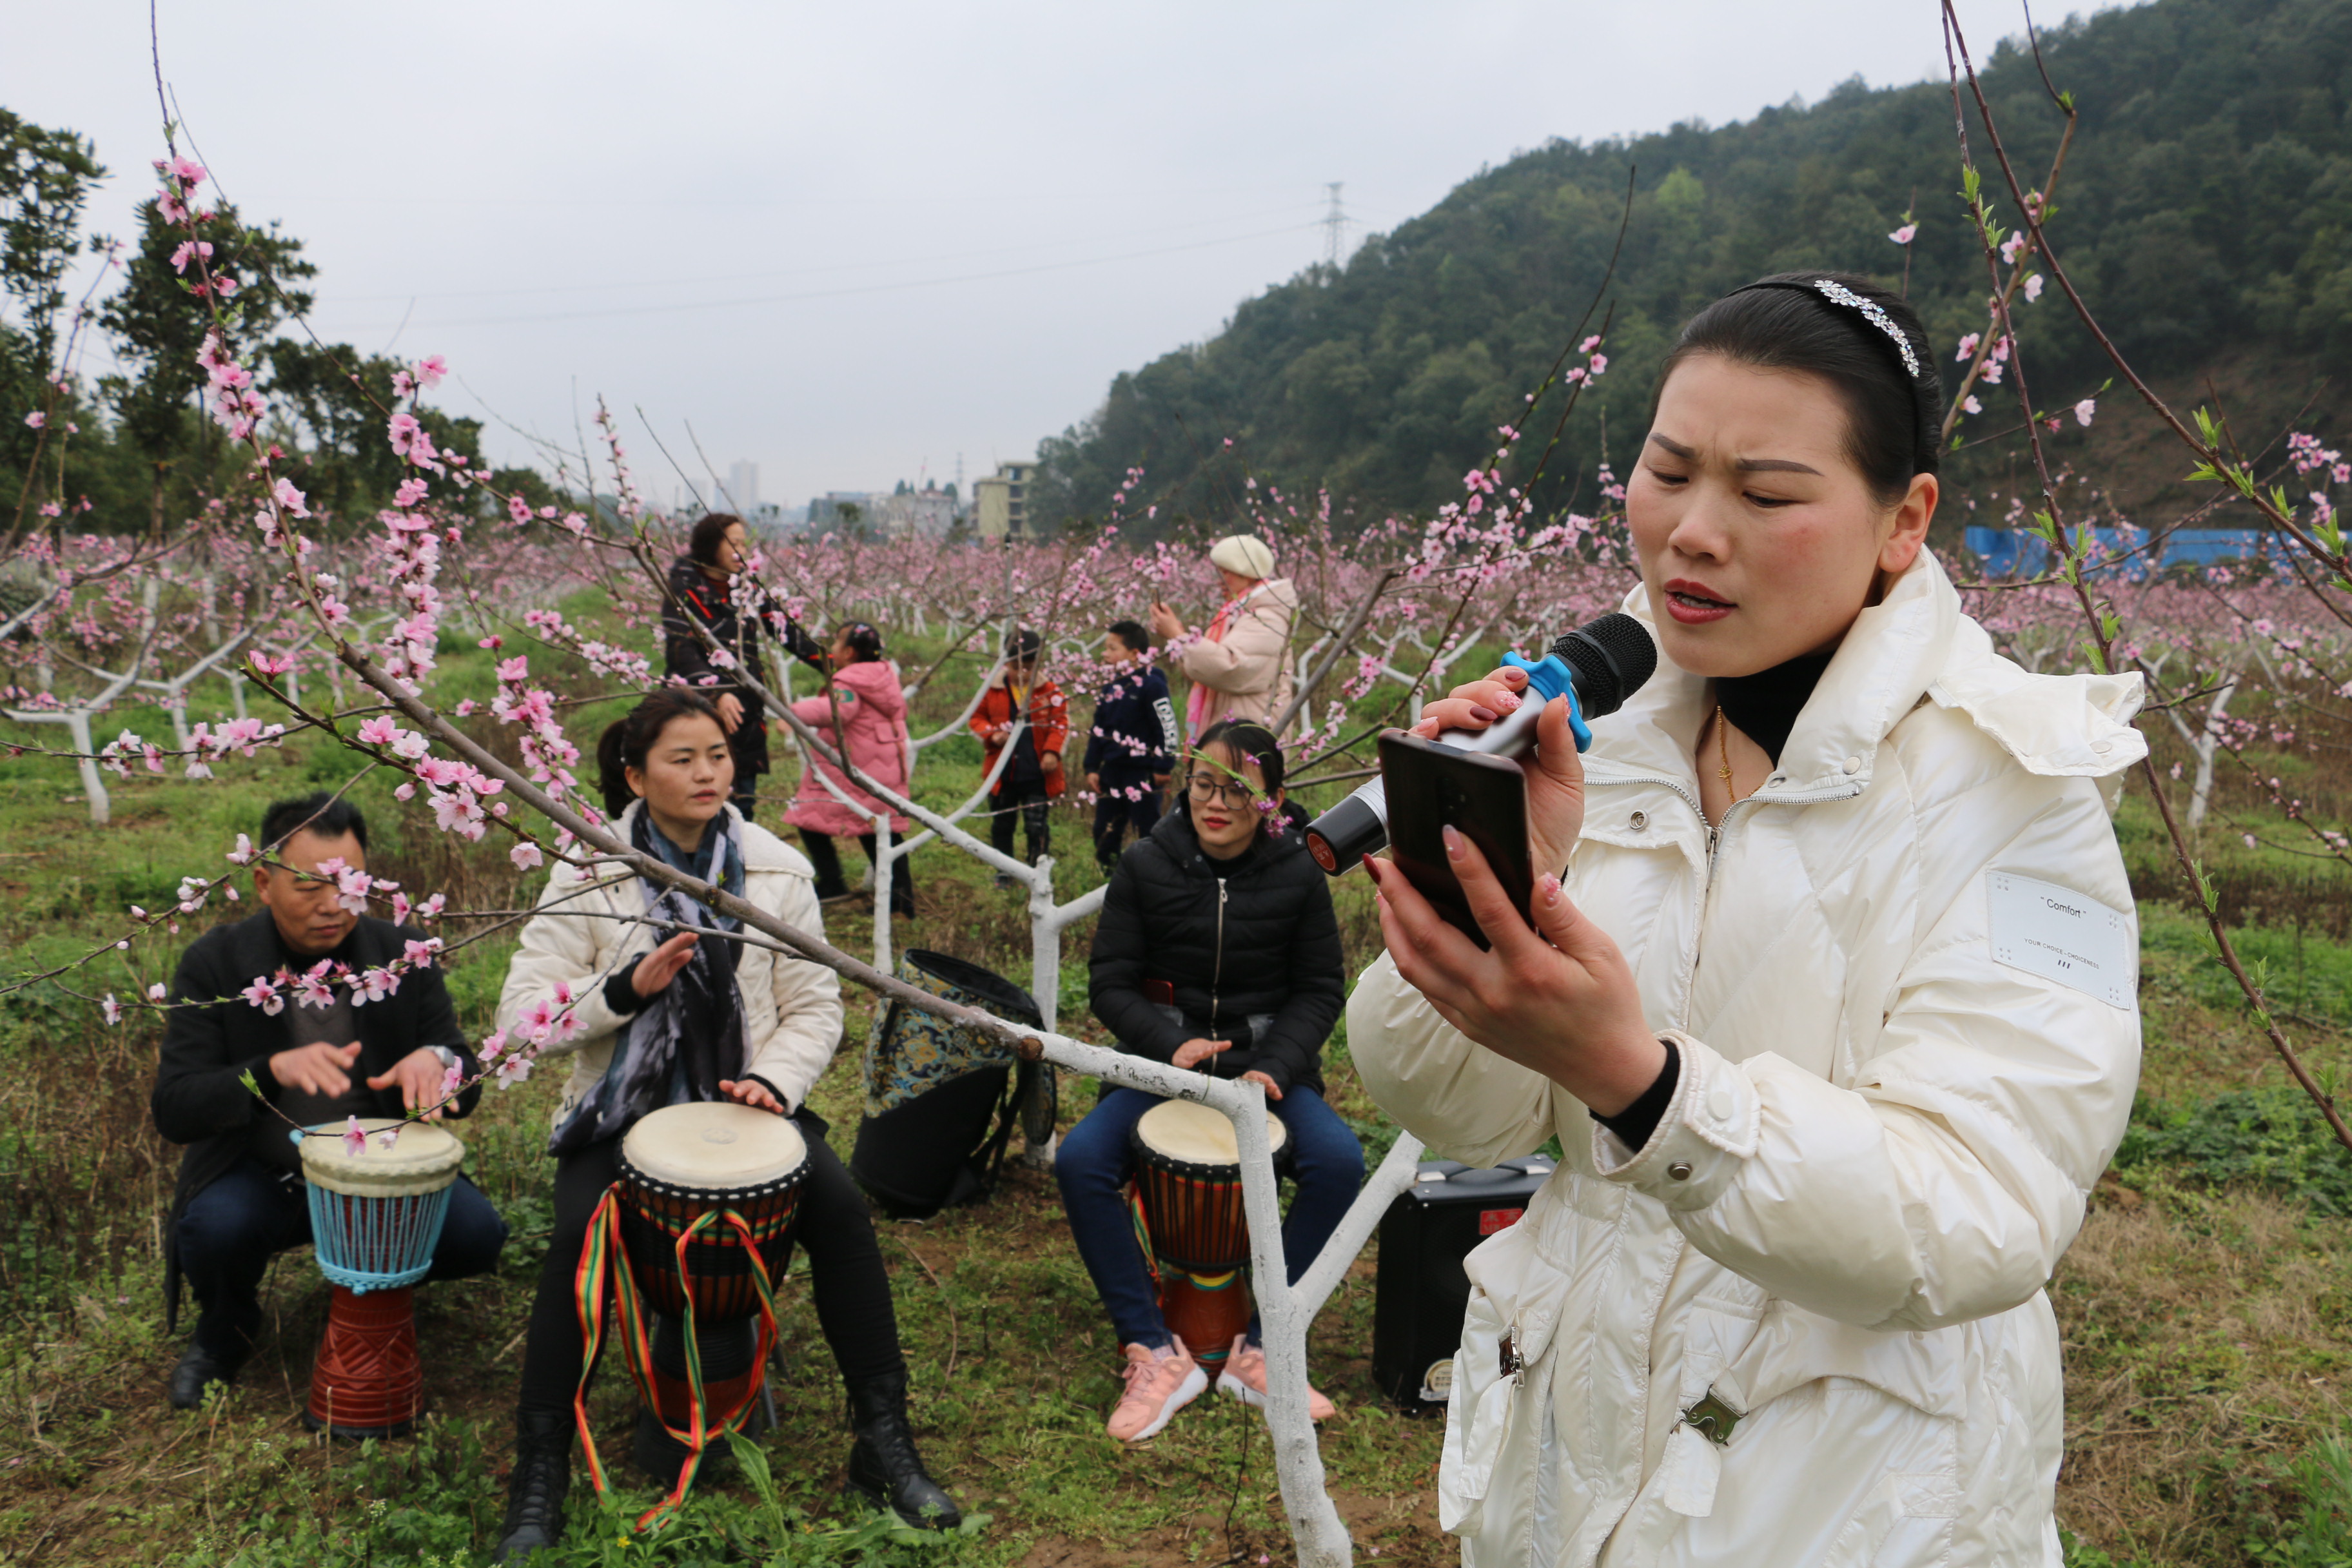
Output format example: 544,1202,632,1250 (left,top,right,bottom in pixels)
1031,0,2352,536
